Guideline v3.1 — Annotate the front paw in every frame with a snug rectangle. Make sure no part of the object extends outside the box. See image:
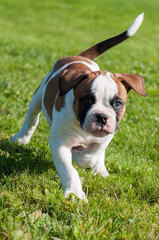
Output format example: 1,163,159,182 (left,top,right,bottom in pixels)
10,134,30,145
92,167,110,178
64,186,88,202
100,170,110,178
